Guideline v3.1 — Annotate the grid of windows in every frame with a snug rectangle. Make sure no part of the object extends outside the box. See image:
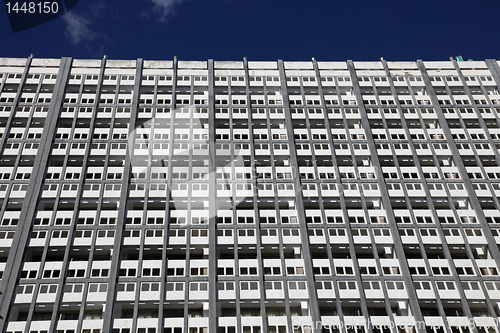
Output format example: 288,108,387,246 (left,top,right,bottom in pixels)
0,57,500,333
